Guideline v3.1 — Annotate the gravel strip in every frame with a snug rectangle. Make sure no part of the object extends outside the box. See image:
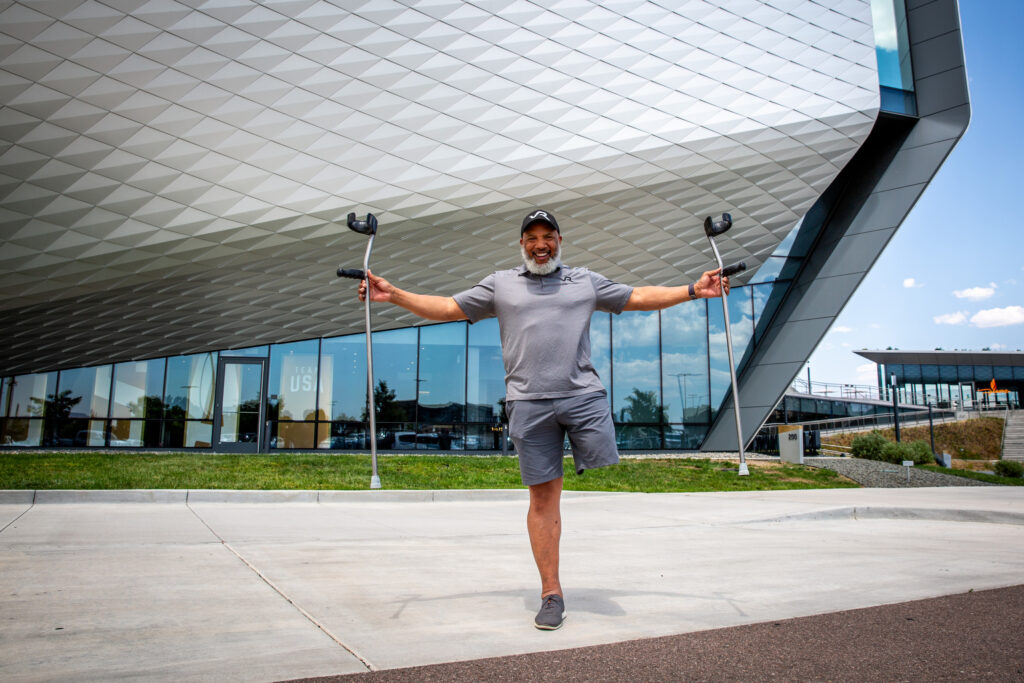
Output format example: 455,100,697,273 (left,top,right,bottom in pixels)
803,456,993,487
